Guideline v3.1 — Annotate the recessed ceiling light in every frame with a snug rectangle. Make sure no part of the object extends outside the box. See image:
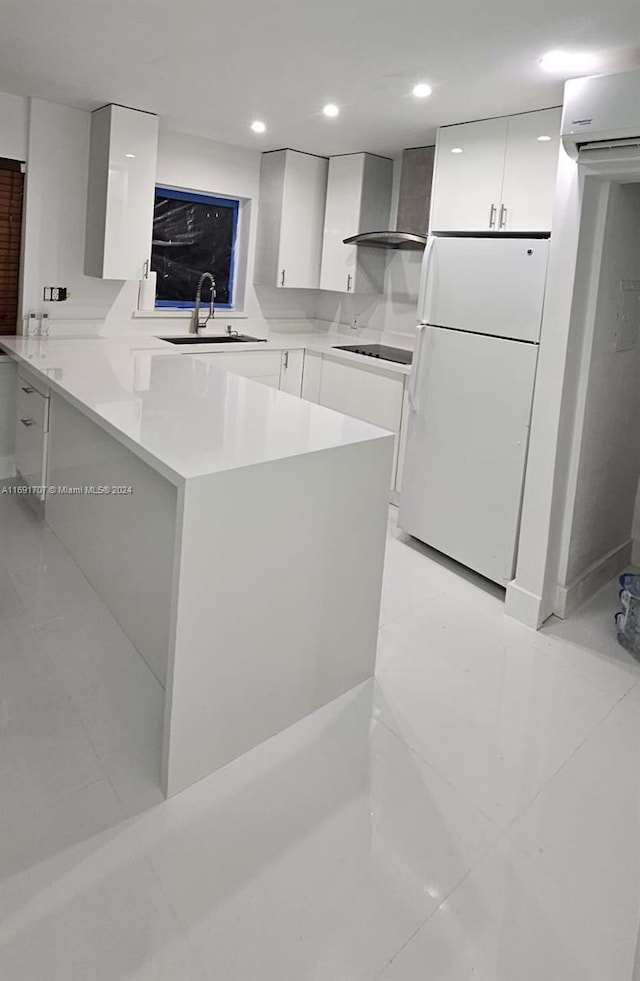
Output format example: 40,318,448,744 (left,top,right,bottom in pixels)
323,103,340,118
251,120,266,133
412,83,432,98
125,153,136,158
539,50,598,73
537,135,552,142
451,147,464,154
